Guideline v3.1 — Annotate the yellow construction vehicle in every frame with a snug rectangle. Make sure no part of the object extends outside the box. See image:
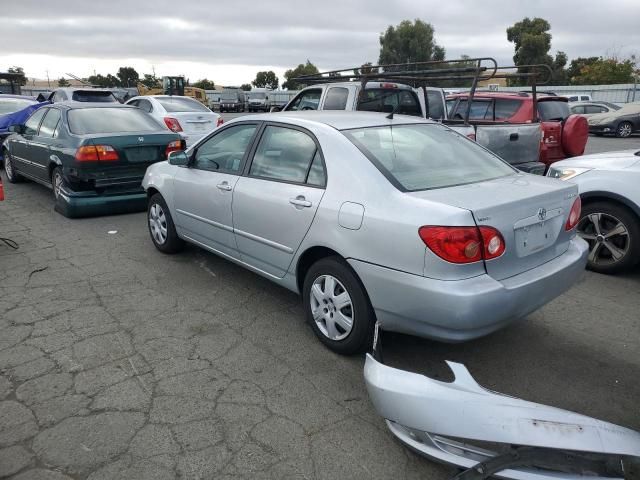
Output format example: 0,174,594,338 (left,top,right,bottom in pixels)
137,76,208,106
